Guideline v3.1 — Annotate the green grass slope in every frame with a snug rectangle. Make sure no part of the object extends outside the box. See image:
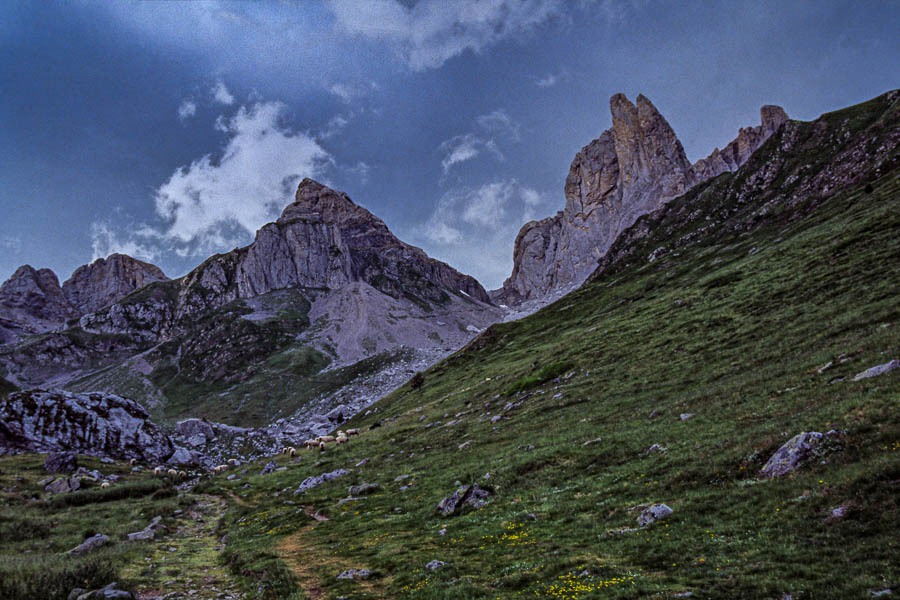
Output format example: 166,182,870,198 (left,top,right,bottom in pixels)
199,93,900,599
4,92,898,600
